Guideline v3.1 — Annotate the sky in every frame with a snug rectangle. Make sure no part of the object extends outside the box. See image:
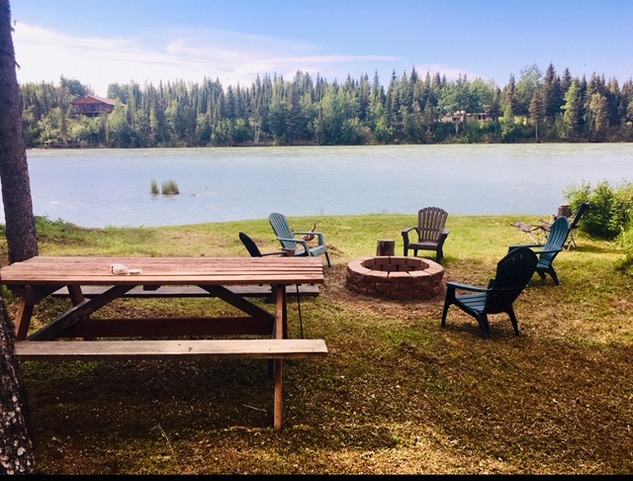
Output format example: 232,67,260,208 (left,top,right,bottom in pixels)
9,0,633,97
